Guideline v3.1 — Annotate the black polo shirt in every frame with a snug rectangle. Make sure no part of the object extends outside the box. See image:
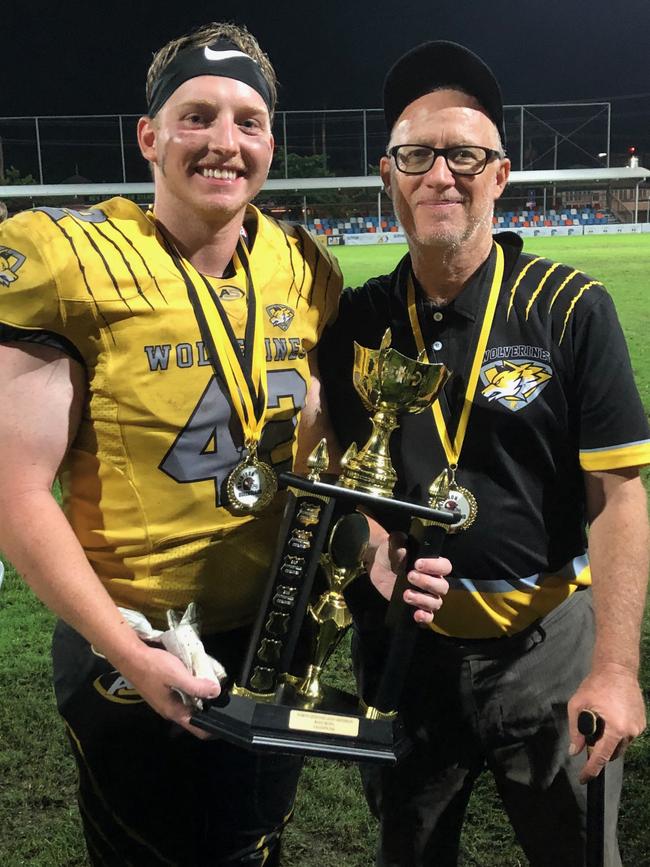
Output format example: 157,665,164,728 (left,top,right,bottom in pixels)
319,233,650,638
